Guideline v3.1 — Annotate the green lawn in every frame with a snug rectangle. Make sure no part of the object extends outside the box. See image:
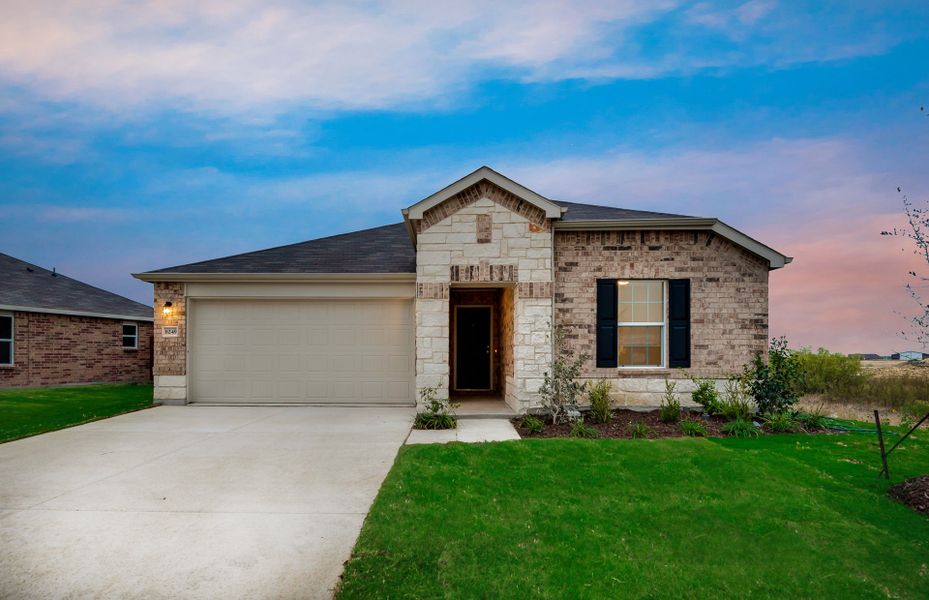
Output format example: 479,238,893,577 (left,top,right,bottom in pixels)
338,429,929,599
0,384,154,443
